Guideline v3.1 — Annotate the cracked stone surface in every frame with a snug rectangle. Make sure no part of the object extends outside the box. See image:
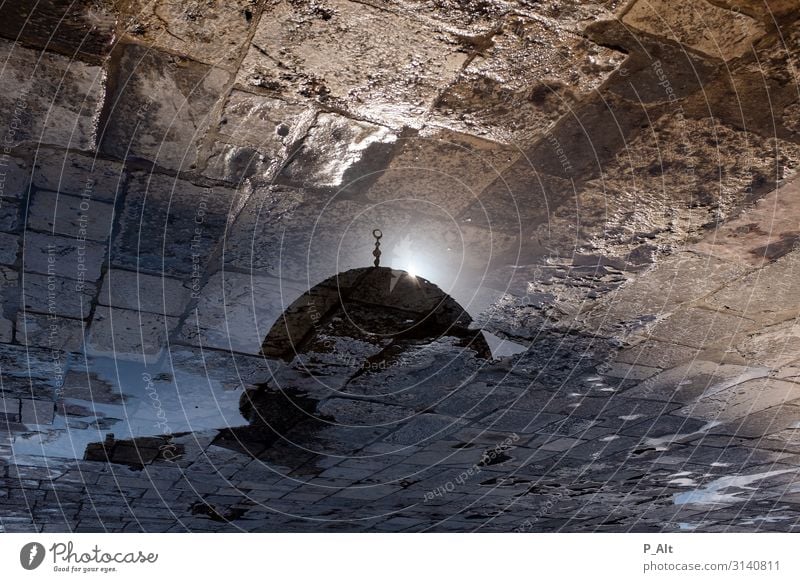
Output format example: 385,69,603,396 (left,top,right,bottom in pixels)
0,40,106,151
3,0,800,534
28,190,116,241
0,0,117,62
120,0,260,71
622,0,766,61
236,0,468,128
100,42,230,170
111,172,240,275
431,14,625,144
